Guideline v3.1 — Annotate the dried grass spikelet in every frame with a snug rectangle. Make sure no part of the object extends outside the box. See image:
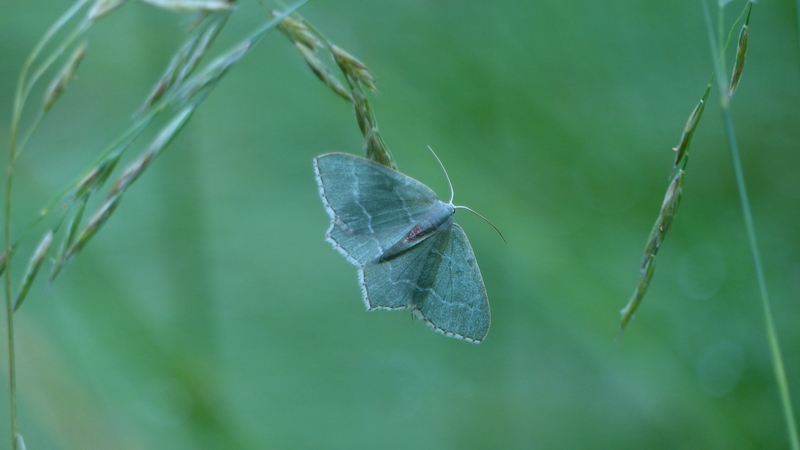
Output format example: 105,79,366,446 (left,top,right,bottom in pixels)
50,197,88,283
276,14,321,49
293,42,351,101
140,0,235,12
353,91,394,169
620,83,712,331
327,42,392,169
673,83,710,171
175,41,250,101
0,251,7,278
273,12,351,101
331,45,377,93
729,5,751,97
140,13,229,112
13,231,54,311
43,42,88,111
271,10,395,169
620,170,684,330
64,106,195,264
25,0,305,287
64,197,119,265
72,129,146,202
113,106,194,194
73,166,105,201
